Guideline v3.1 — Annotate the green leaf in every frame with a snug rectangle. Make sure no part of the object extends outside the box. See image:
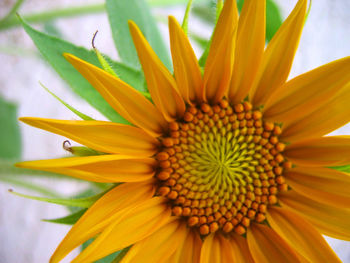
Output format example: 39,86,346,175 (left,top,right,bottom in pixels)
197,0,220,67
2,177,60,197
198,40,211,68
0,97,21,159
192,0,216,24
40,82,95,121
331,165,350,173
43,21,62,38
63,141,105,157
43,209,87,225
111,247,130,263
147,0,188,5
106,0,172,71
19,16,143,123
190,32,208,49
82,239,122,263
265,0,282,42
9,189,105,208
0,160,78,196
